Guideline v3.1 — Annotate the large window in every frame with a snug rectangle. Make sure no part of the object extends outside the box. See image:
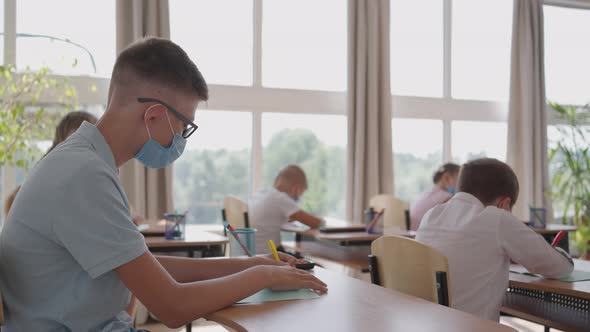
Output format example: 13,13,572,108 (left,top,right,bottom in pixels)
390,0,511,203
544,5,590,106
390,0,443,97
451,0,512,101
262,0,347,91
173,110,252,224
170,0,253,86
393,119,443,203
262,113,347,218
16,0,115,77
452,121,507,163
